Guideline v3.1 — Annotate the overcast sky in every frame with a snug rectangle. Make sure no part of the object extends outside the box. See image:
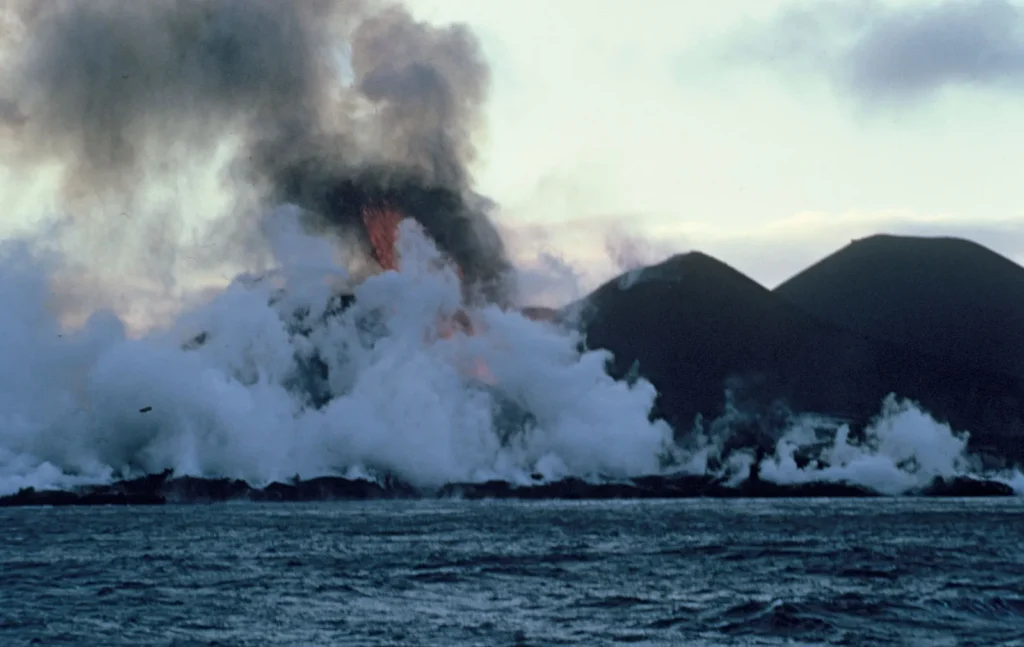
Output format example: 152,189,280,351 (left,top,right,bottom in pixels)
407,0,1024,289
